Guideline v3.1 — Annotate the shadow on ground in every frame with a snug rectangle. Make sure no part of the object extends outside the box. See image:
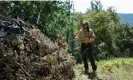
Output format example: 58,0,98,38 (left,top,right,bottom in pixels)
86,72,102,80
